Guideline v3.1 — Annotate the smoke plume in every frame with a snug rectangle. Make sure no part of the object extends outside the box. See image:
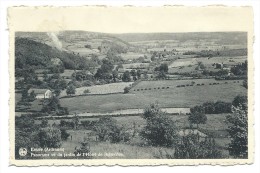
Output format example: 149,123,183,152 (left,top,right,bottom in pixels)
47,32,62,50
